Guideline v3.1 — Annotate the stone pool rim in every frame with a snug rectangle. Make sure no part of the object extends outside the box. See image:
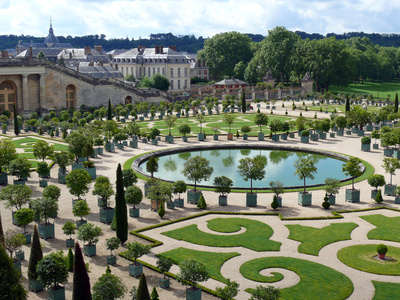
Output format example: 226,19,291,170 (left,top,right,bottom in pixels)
132,144,363,190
